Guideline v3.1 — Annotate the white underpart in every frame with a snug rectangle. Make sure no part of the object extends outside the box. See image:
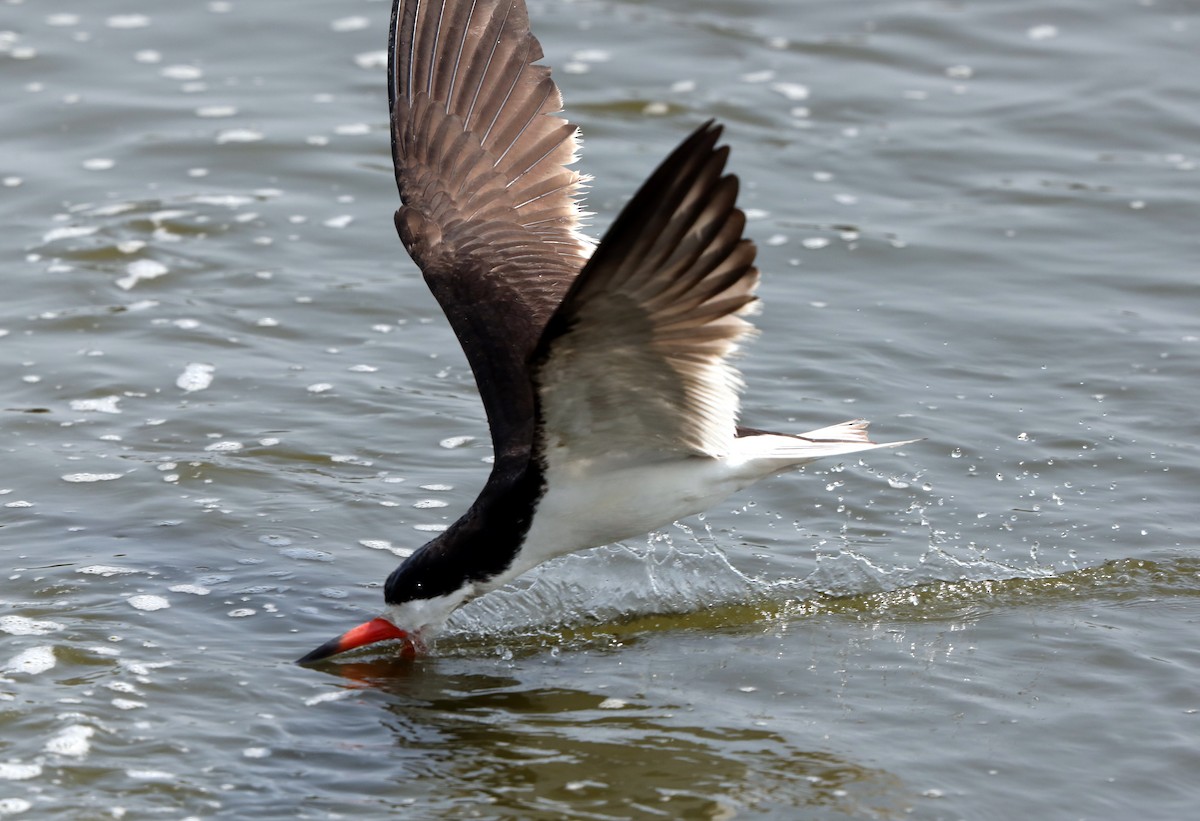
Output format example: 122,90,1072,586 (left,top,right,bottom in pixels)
513,420,918,579
384,586,477,640
380,421,915,642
